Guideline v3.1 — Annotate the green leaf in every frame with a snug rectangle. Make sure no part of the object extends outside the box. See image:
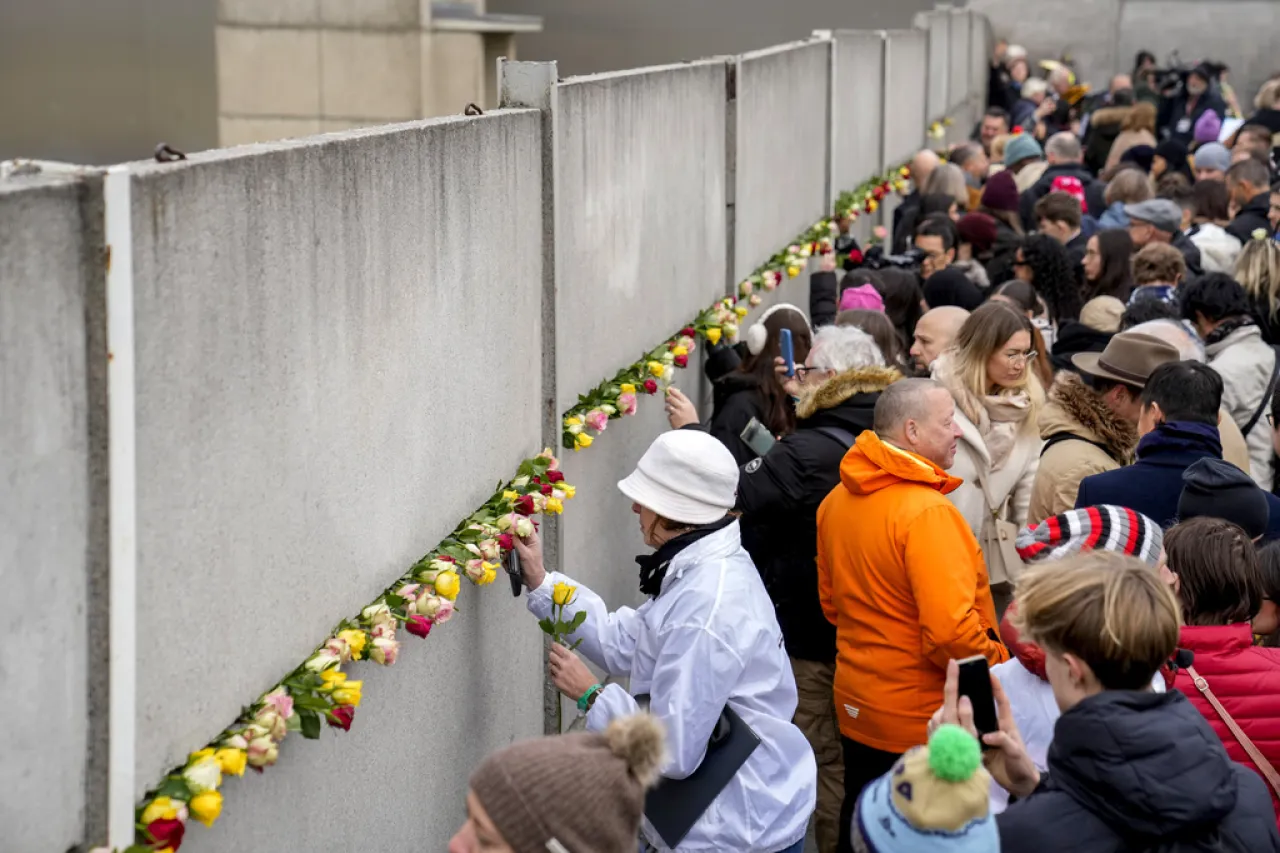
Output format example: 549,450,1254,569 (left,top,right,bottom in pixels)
570,638,584,651
153,776,193,800
299,709,321,740
384,593,406,609
569,610,587,630
517,459,535,477
537,617,554,635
